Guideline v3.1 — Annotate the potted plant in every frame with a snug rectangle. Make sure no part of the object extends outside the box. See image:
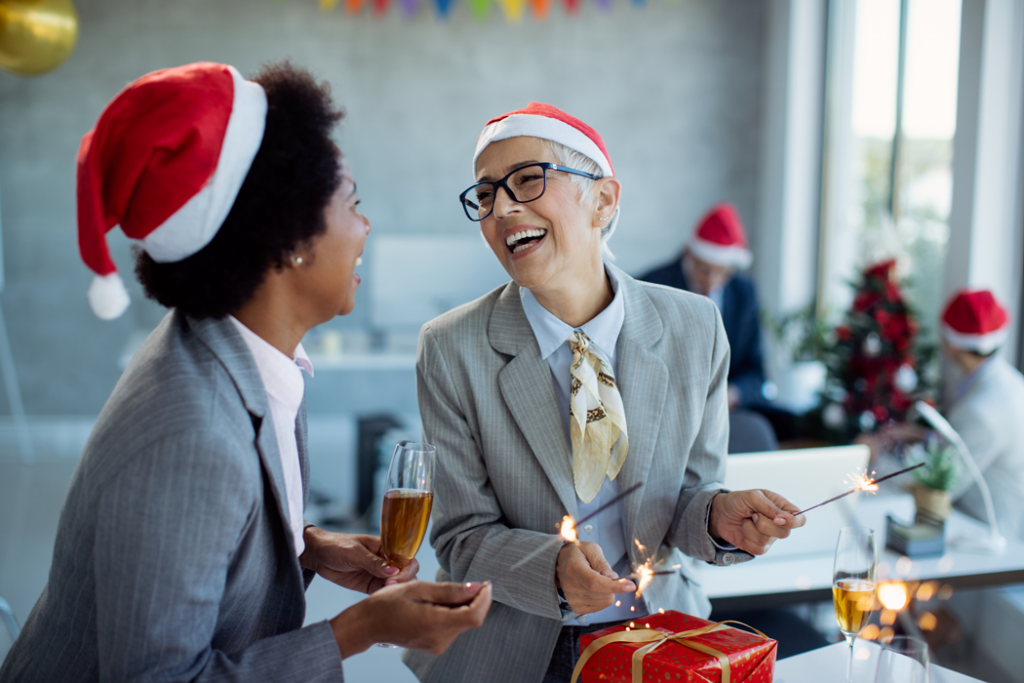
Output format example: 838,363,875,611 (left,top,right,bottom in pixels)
907,442,960,523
